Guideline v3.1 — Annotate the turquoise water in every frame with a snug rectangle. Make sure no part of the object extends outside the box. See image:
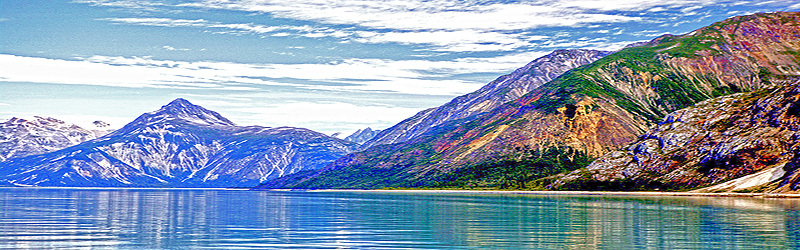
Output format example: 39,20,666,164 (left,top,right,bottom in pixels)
0,188,798,249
